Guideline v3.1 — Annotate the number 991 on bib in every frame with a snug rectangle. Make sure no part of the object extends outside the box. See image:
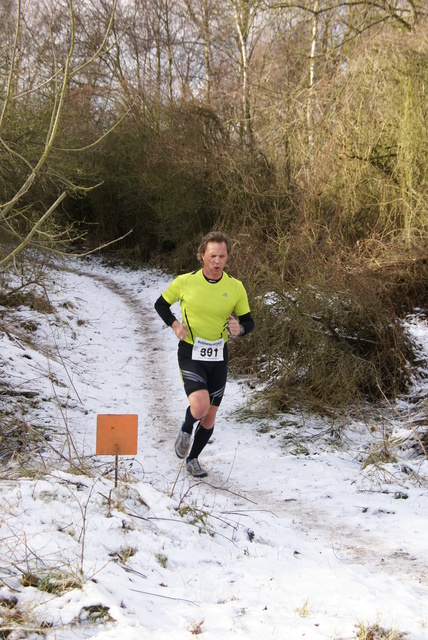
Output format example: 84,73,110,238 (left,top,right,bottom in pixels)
192,337,225,362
